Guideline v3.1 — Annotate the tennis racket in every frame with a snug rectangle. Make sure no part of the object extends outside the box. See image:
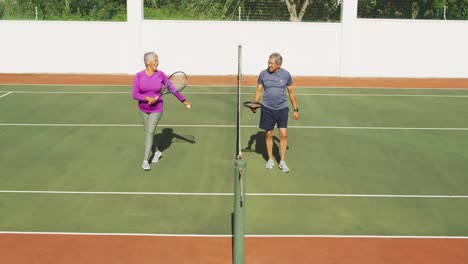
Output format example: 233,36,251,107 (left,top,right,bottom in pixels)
160,71,188,96
243,101,263,113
